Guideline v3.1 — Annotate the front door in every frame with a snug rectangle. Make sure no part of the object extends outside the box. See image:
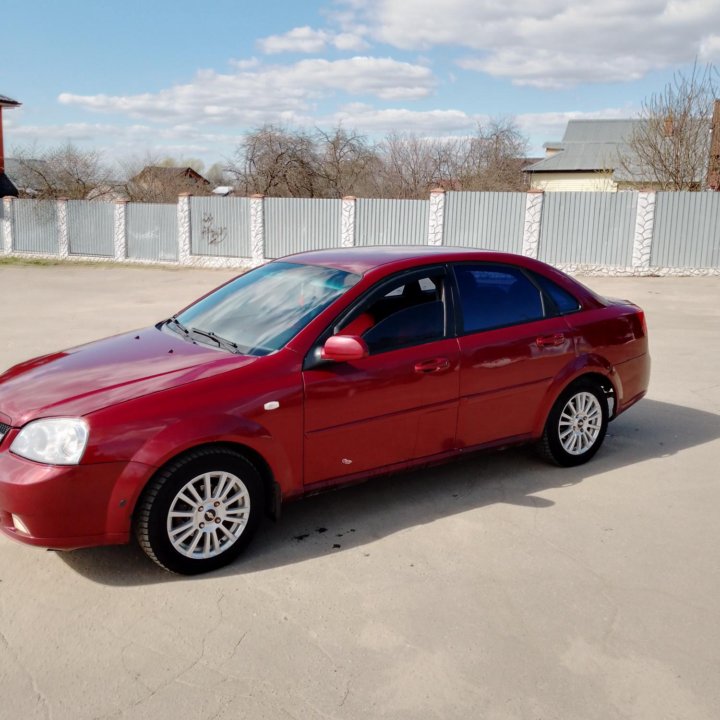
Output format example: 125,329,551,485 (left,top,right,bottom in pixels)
302,268,460,485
